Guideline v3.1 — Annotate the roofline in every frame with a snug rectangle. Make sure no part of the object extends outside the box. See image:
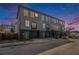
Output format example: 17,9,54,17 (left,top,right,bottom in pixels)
16,5,20,19
17,5,65,23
